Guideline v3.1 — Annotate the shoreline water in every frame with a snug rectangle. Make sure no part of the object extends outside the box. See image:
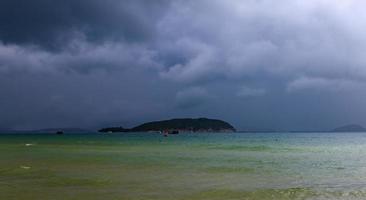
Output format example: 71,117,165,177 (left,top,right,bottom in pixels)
1,132,366,200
